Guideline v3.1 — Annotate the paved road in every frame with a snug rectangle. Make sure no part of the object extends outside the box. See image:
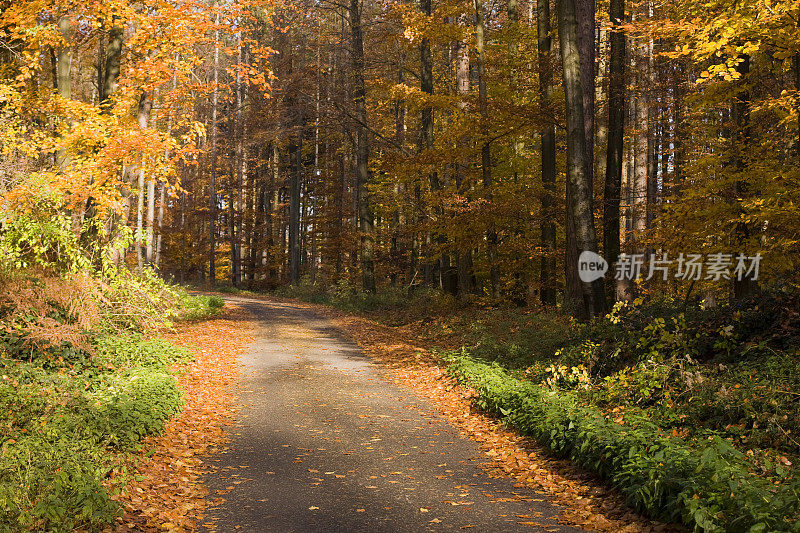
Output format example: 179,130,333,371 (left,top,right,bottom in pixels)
203,297,583,532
